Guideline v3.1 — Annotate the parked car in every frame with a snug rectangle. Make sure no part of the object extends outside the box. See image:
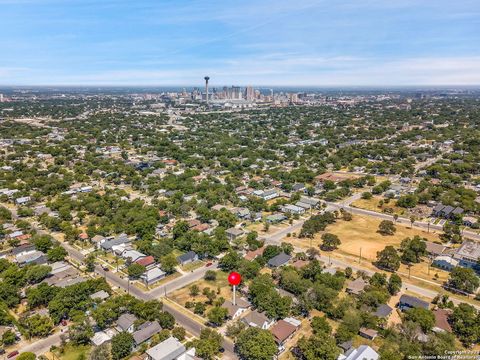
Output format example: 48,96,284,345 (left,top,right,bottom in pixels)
206,262,213,267
7,351,18,358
